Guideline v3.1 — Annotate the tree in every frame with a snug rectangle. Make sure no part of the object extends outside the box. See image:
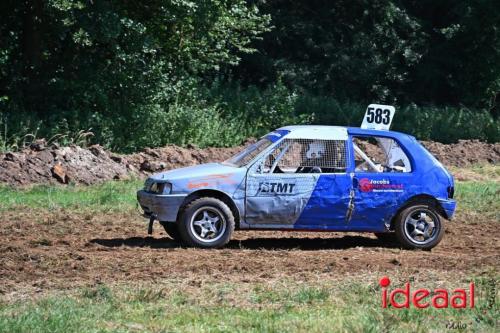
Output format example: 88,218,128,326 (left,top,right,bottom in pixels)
233,0,500,114
0,0,270,149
